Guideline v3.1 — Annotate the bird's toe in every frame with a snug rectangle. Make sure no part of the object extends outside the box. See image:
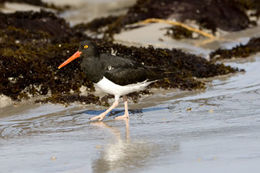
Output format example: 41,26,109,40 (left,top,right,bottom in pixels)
90,114,106,121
